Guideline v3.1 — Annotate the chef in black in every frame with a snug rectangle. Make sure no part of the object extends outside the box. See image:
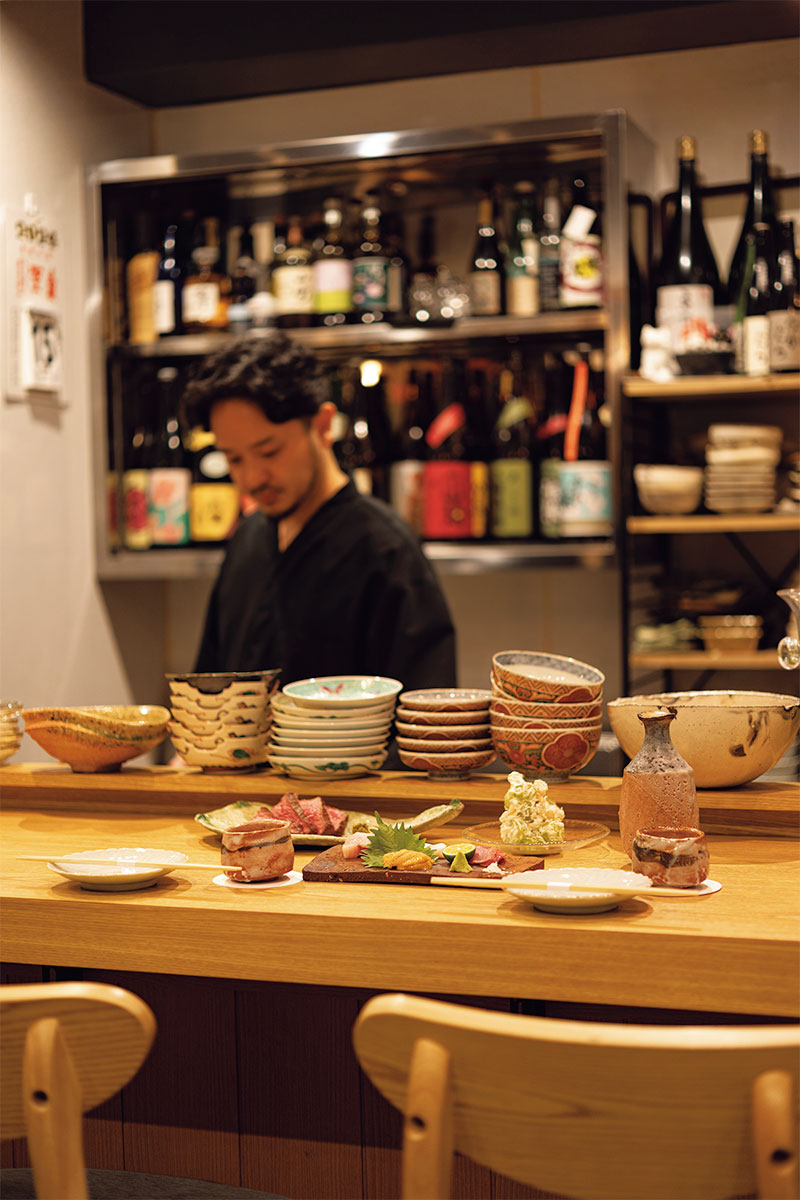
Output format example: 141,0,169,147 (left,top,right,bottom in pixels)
183,334,457,692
